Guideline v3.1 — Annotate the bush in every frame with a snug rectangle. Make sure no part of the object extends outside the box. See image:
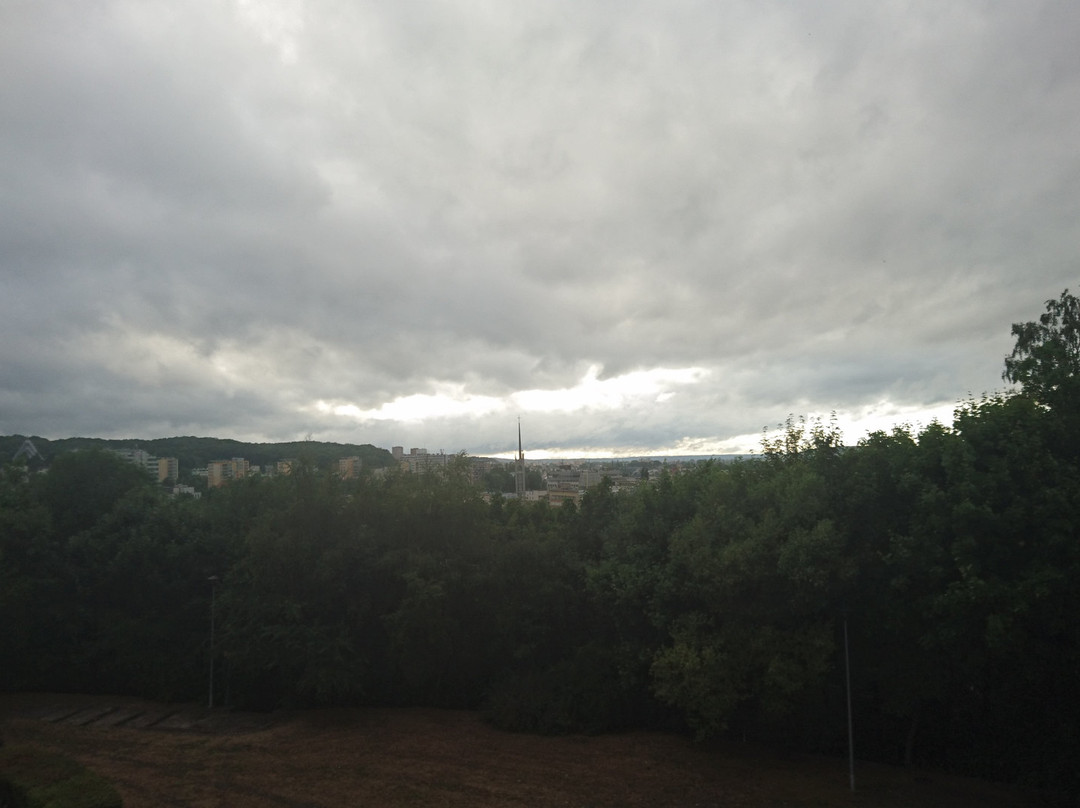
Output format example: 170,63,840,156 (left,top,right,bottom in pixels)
483,645,640,735
0,746,122,808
